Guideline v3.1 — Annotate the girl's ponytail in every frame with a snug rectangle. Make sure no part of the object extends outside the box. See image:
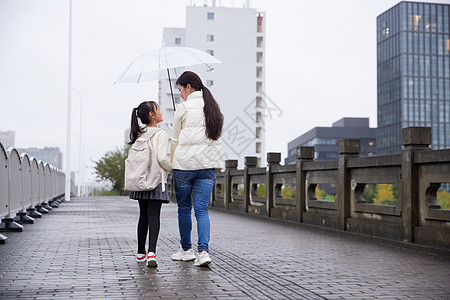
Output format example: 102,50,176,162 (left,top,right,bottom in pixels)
128,107,141,145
